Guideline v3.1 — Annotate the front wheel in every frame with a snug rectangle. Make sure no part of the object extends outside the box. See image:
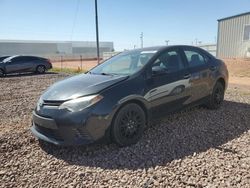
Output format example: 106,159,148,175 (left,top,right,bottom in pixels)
0,69,5,77
206,82,225,109
111,103,146,147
